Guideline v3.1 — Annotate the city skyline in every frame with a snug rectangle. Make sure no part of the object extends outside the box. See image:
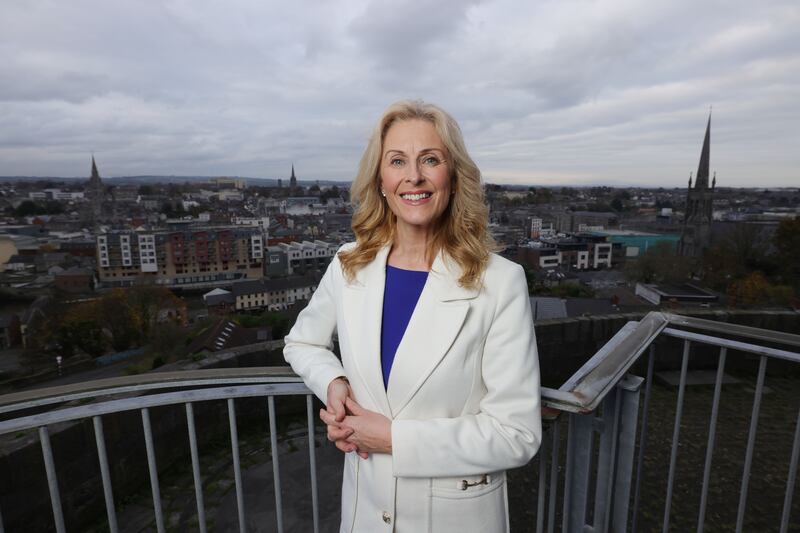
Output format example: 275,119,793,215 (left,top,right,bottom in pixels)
1,0,798,187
